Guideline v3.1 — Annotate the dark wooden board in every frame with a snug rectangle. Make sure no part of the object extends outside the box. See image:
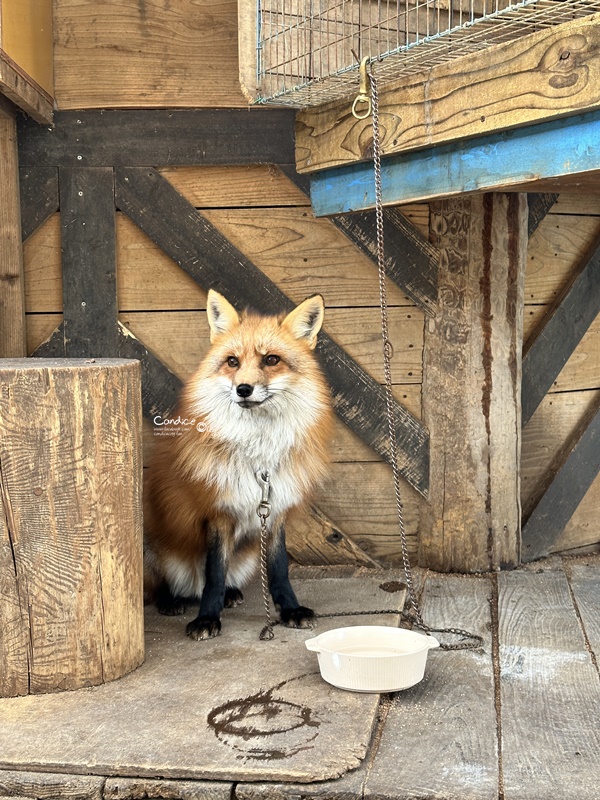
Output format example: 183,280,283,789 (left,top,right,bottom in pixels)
19,167,59,242
527,193,559,239
18,110,296,168
117,324,183,421
522,234,600,426
59,167,119,357
522,399,600,562
31,323,65,358
115,167,429,496
498,569,600,800
279,163,439,314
